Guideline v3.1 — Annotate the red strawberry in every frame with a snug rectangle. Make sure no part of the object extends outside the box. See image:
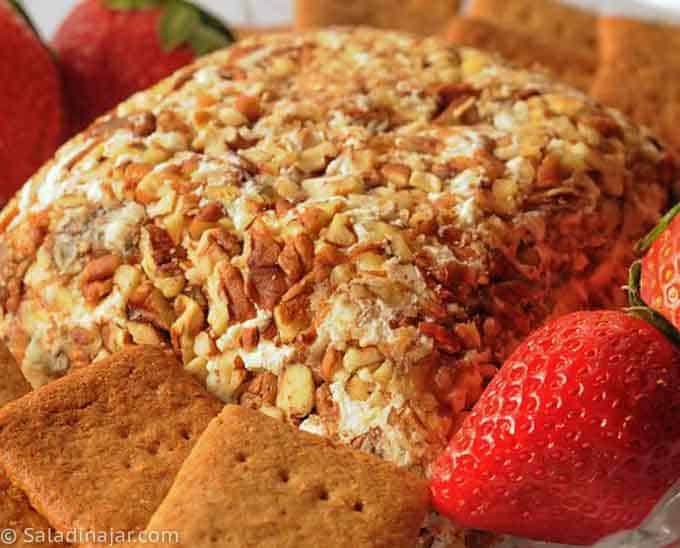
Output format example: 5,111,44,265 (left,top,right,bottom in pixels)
0,0,64,202
637,203,680,332
53,0,233,136
431,310,680,545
